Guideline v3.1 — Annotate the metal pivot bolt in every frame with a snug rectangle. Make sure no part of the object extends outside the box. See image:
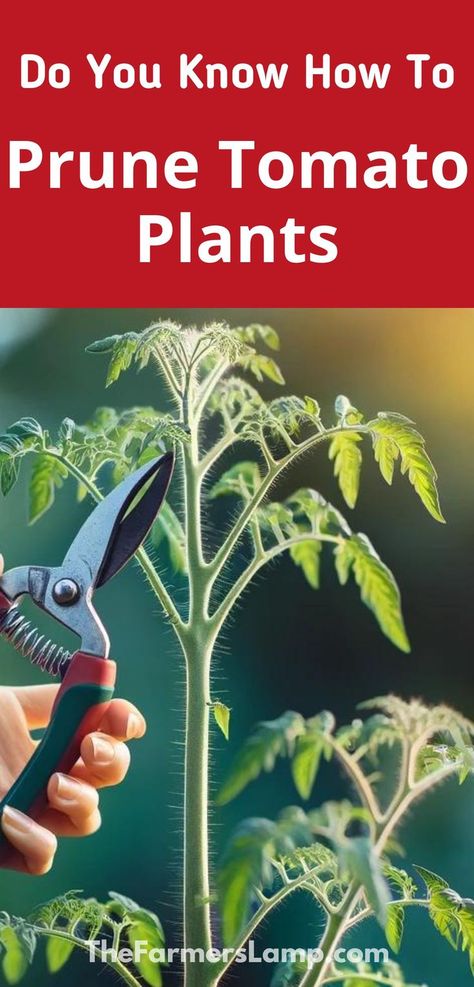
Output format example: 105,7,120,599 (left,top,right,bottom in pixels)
52,579,80,606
